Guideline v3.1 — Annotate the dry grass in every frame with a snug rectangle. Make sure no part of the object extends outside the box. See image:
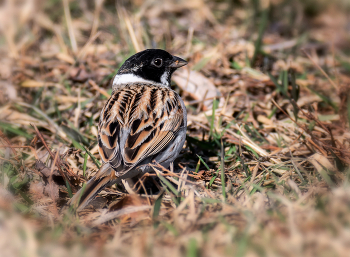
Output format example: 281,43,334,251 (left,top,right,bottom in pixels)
1,0,350,256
